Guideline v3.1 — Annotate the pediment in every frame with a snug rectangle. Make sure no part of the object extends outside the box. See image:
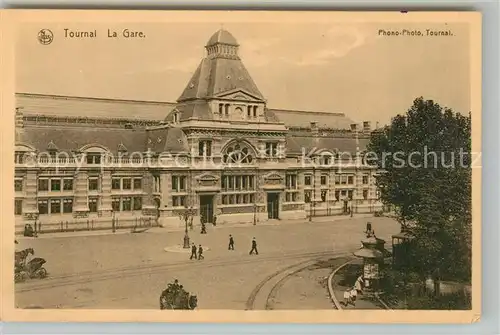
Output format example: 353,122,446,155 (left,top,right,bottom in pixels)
214,89,264,102
263,172,283,181
196,173,219,182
